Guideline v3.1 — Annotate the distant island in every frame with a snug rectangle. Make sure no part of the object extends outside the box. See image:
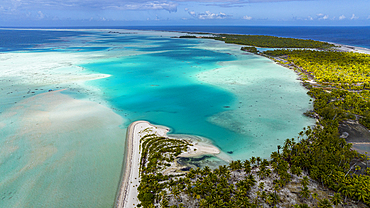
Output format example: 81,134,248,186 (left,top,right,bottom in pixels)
118,33,370,208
